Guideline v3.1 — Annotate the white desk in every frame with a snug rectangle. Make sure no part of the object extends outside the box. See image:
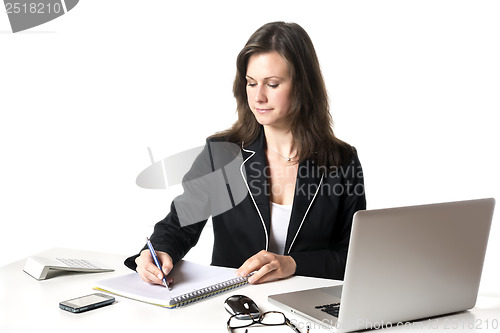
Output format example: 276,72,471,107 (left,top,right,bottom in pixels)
1,248,499,333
